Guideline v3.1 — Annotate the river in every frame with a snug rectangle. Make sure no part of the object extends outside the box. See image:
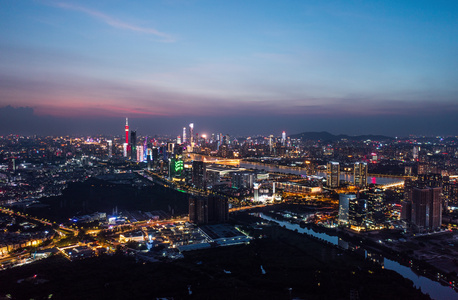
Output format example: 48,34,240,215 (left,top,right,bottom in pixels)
240,162,403,185
259,213,457,300
188,154,404,185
